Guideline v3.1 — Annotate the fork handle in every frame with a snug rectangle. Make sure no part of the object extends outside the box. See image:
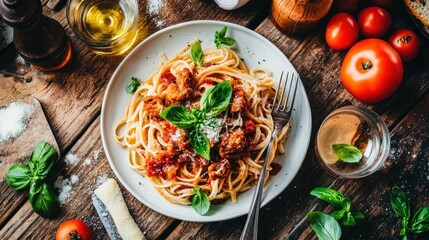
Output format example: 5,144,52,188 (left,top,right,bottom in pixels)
240,130,278,240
